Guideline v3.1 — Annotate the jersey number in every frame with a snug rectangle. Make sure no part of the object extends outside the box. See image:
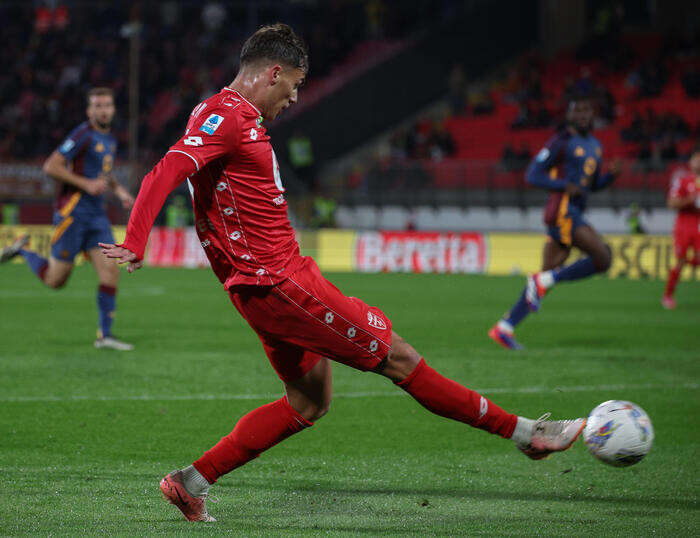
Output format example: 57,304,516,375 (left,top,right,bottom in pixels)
184,136,203,147
271,149,285,192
